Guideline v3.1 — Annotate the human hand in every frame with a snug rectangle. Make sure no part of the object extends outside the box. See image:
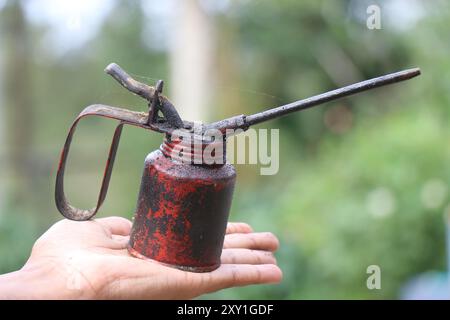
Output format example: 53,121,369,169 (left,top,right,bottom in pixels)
0,217,281,299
